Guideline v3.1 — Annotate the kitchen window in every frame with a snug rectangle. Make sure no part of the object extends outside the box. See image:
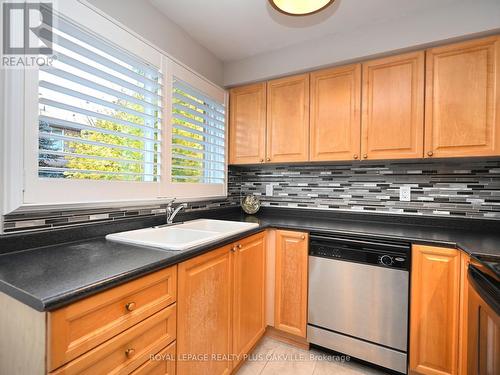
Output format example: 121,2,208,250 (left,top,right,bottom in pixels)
2,0,227,213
